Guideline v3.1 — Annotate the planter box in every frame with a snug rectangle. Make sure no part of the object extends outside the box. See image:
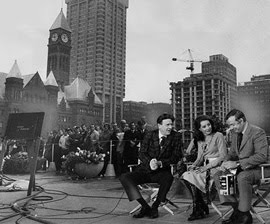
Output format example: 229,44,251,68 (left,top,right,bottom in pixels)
74,162,104,179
